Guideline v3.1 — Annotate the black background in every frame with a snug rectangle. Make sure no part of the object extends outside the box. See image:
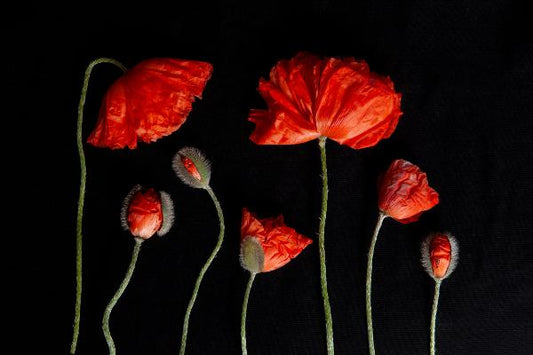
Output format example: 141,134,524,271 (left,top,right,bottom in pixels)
24,0,533,354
